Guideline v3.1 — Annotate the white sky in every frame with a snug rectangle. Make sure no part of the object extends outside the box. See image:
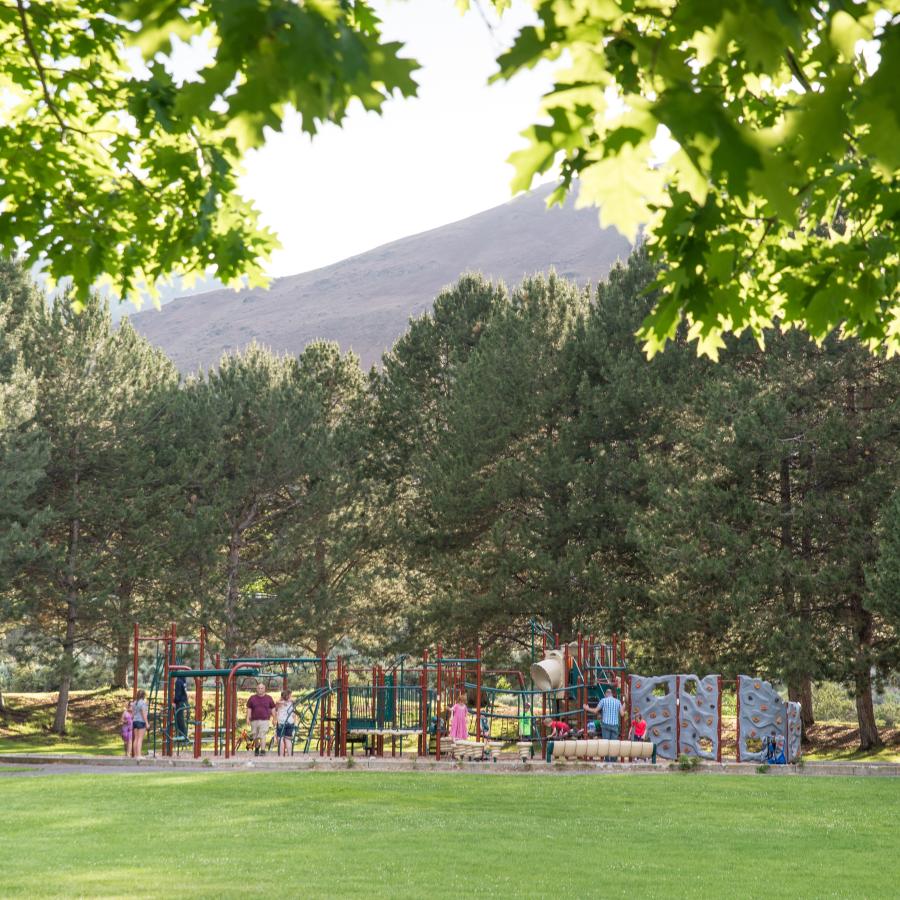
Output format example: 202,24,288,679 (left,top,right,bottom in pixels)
238,0,555,277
